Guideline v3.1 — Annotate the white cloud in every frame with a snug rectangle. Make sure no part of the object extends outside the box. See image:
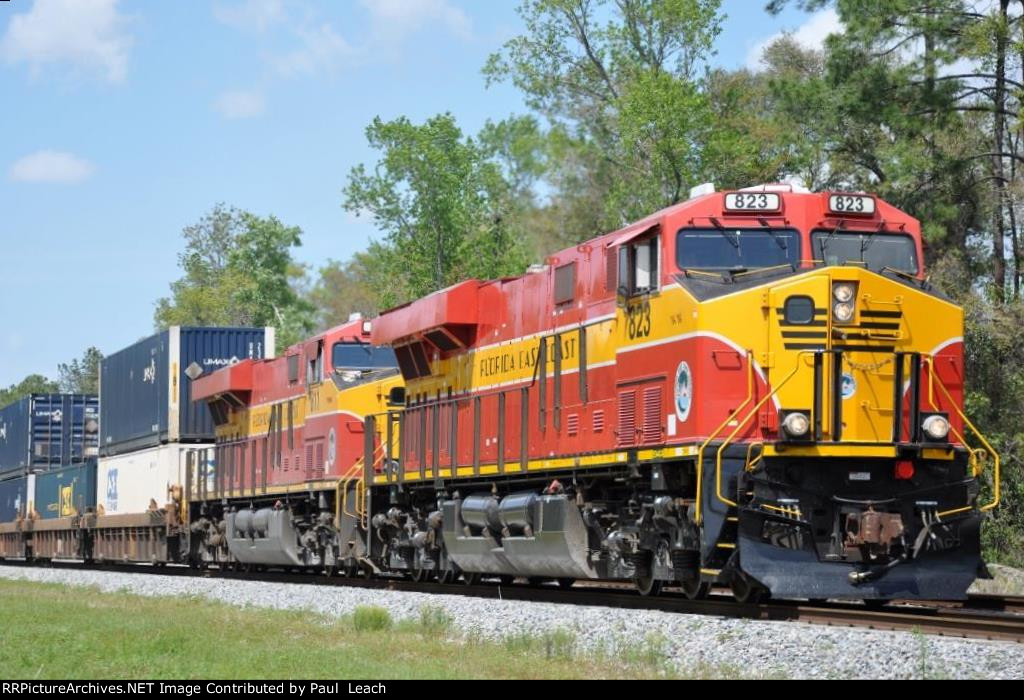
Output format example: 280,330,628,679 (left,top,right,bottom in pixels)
213,89,266,119
8,150,95,184
270,23,355,77
746,8,841,71
0,0,133,83
360,0,473,42
213,0,286,33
